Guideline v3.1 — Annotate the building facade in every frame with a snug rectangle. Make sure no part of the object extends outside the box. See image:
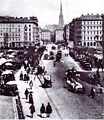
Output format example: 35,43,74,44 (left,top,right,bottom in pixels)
55,28,63,43
101,15,104,65
69,14,102,49
63,24,70,43
41,29,52,44
0,16,39,48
